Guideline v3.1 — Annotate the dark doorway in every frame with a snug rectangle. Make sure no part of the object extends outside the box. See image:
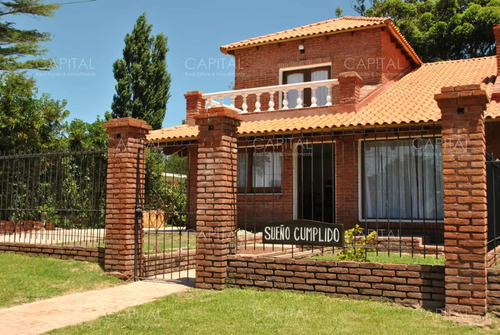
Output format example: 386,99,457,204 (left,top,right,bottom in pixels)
298,143,335,223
